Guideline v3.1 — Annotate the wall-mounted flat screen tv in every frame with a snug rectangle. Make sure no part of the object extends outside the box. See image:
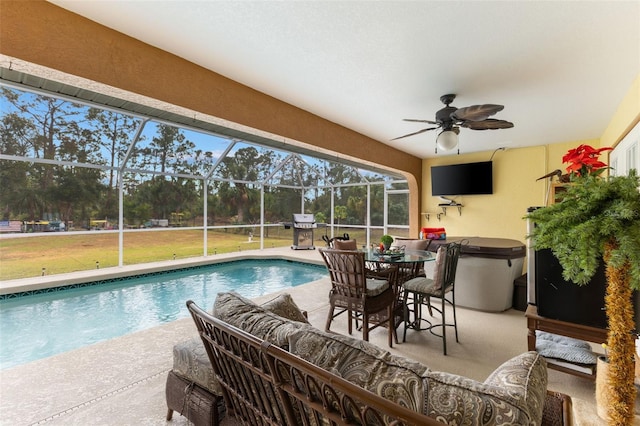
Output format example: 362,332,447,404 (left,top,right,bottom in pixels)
431,161,493,196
